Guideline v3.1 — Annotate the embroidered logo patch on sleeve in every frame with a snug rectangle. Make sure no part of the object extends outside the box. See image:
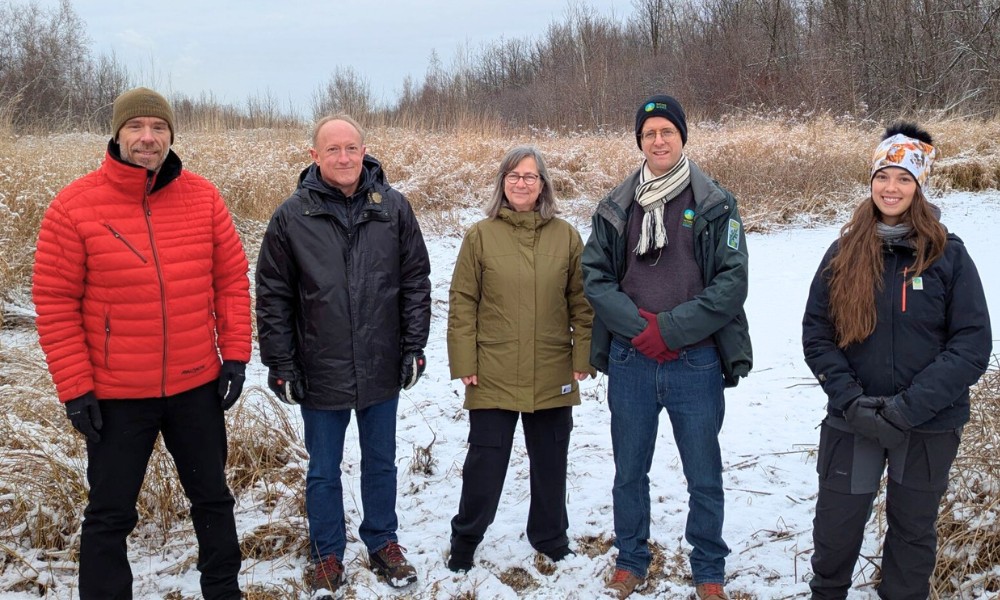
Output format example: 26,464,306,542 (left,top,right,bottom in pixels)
727,219,741,250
